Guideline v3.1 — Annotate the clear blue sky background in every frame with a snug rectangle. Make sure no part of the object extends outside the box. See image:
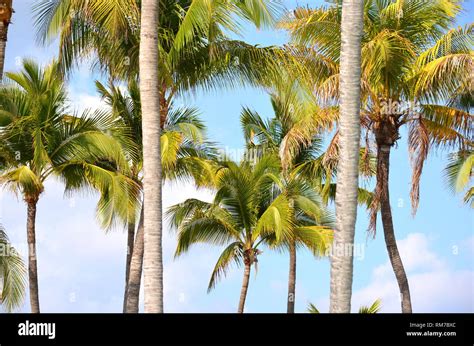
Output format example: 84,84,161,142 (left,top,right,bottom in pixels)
0,0,472,313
